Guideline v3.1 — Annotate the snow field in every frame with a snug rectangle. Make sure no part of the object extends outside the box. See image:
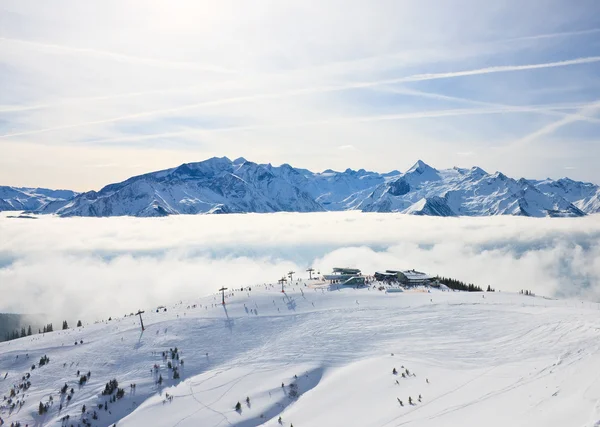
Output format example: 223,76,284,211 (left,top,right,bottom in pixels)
2,284,600,426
